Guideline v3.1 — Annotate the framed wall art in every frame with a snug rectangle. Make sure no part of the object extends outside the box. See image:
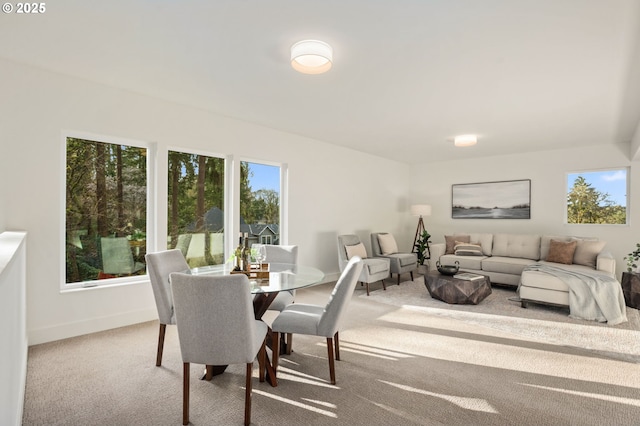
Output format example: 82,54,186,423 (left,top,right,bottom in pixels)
452,179,531,219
